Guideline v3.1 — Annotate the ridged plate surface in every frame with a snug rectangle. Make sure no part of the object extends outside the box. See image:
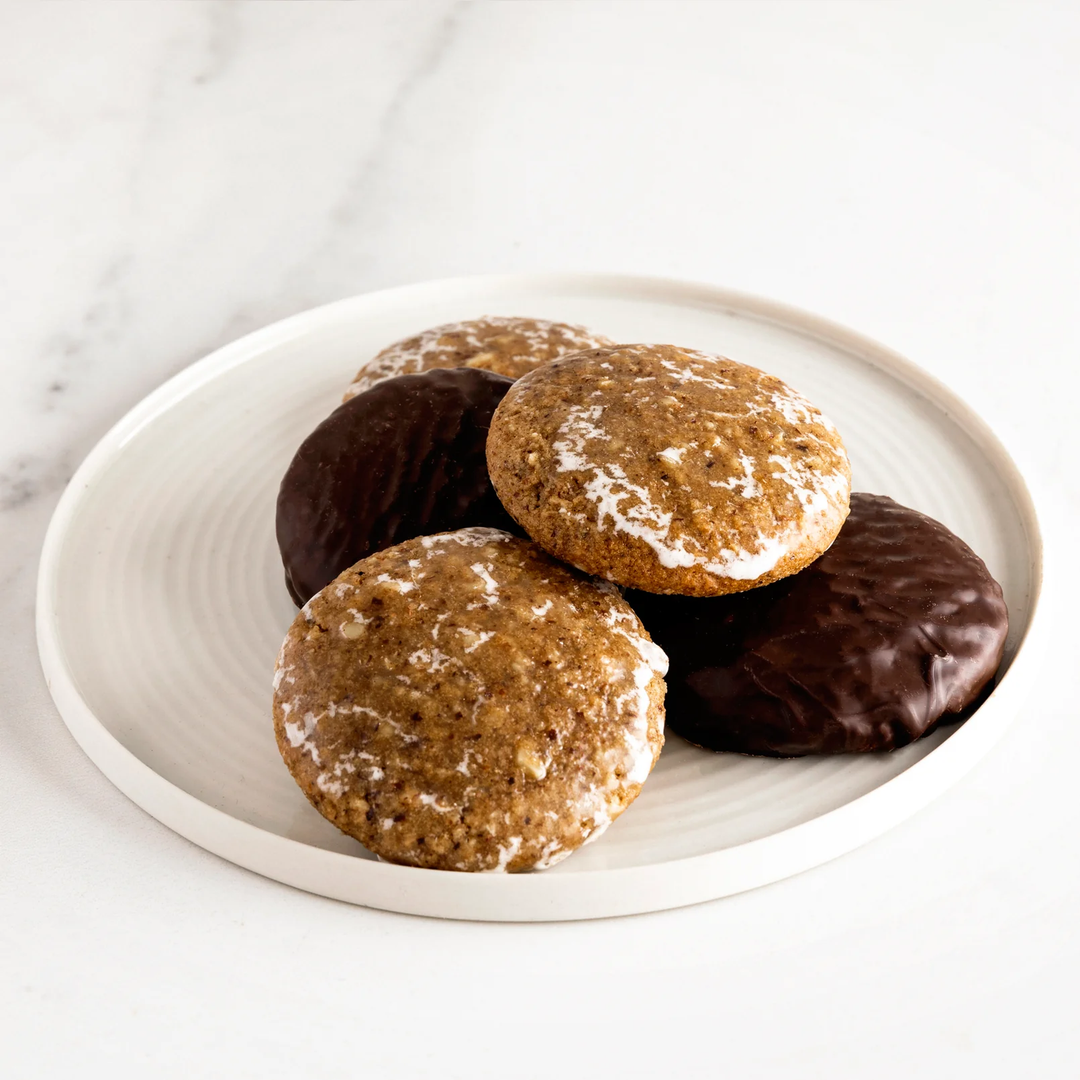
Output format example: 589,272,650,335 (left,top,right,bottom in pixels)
36,274,1042,920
